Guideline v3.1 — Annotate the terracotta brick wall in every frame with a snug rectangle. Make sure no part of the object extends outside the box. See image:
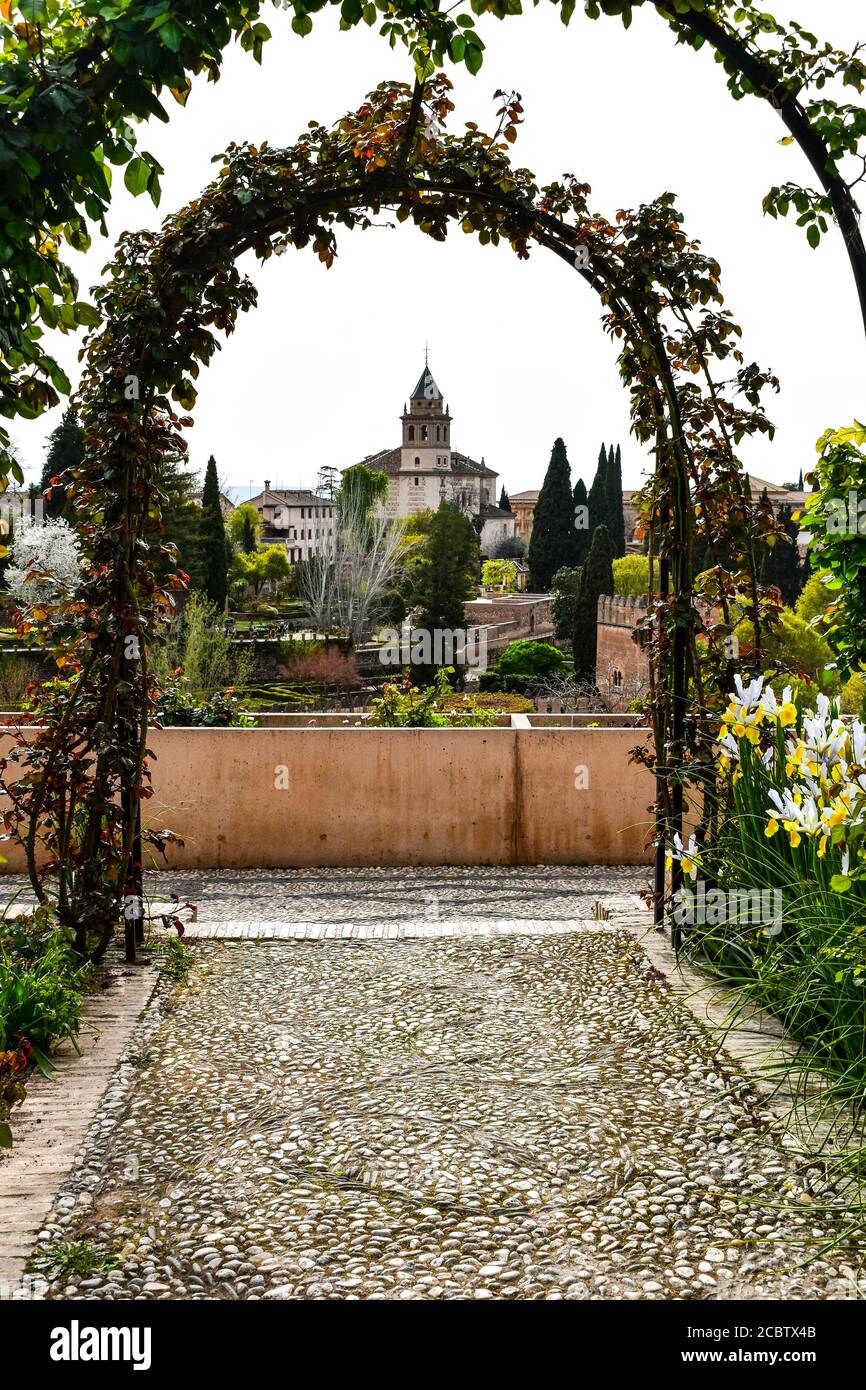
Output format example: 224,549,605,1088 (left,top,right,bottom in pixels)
595,595,650,693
